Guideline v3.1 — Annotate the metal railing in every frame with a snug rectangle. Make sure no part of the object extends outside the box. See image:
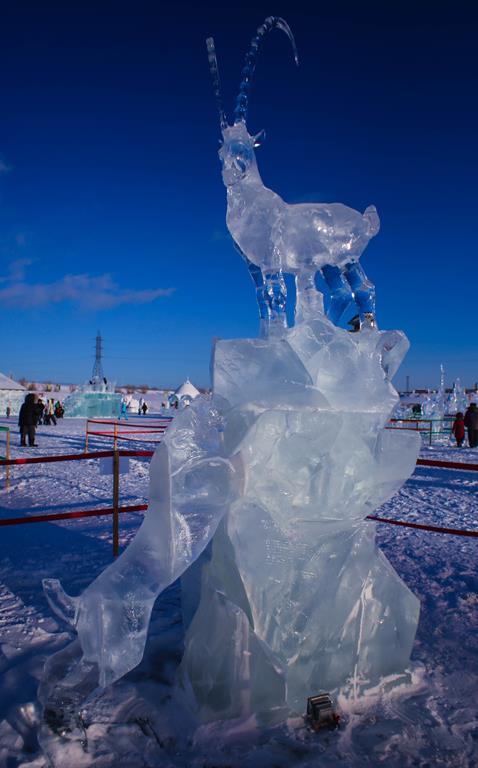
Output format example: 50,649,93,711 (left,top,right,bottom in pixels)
388,417,454,446
0,449,153,556
85,416,173,451
0,426,10,489
1,452,478,550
